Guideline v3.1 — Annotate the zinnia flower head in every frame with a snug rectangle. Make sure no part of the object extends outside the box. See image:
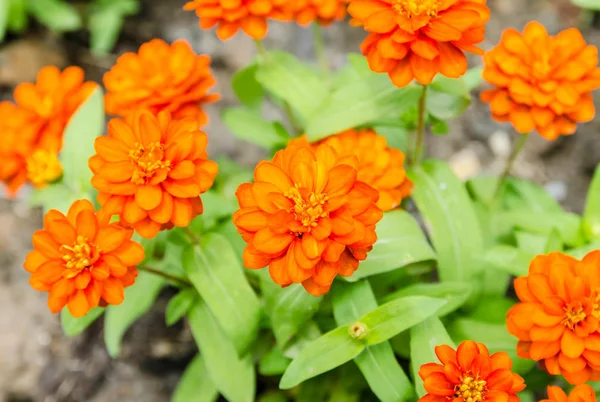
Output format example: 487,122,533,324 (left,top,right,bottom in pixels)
287,0,349,26
90,110,218,239
233,140,383,296
347,0,490,87
507,251,600,384
26,149,63,188
104,39,220,126
24,200,144,317
481,22,600,140
418,340,526,402
183,0,290,40
541,385,597,402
